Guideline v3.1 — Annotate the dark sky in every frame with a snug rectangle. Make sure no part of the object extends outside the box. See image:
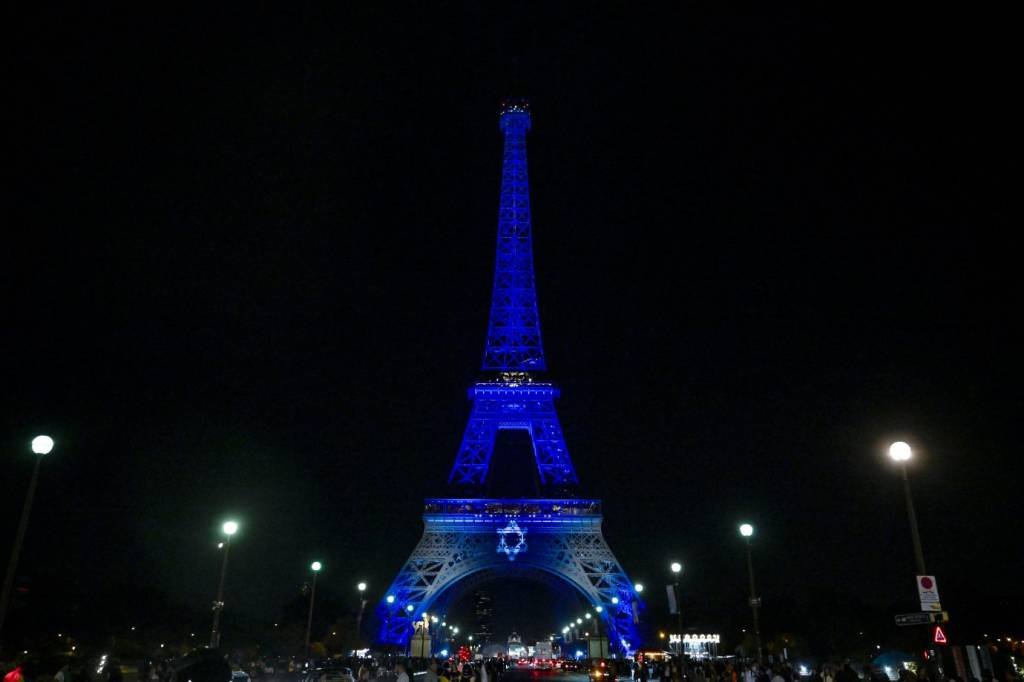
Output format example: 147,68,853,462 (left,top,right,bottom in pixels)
6,4,1021,647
